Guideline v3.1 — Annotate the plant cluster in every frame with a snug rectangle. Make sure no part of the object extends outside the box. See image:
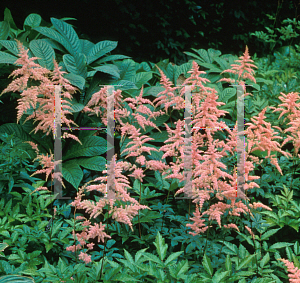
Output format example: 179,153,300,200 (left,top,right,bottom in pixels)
0,9,300,283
